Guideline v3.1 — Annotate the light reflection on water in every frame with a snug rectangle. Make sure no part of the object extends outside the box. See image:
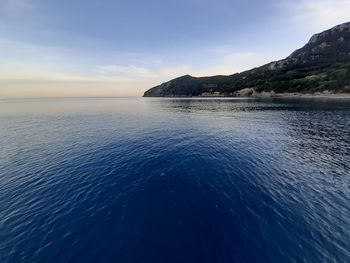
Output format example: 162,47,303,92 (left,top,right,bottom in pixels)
0,97,349,262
